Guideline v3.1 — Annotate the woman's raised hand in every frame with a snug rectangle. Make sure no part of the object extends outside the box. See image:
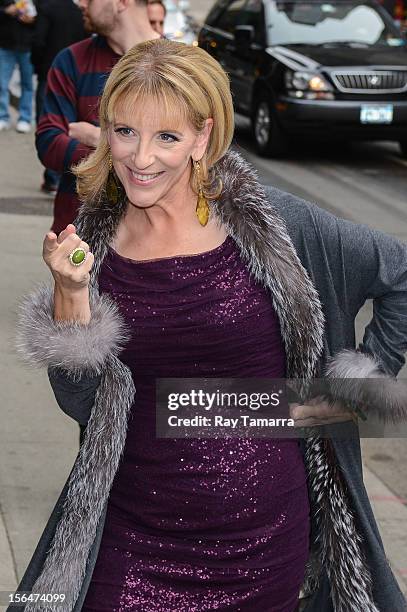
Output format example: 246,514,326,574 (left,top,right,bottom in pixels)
43,224,93,323
43,224,94,293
